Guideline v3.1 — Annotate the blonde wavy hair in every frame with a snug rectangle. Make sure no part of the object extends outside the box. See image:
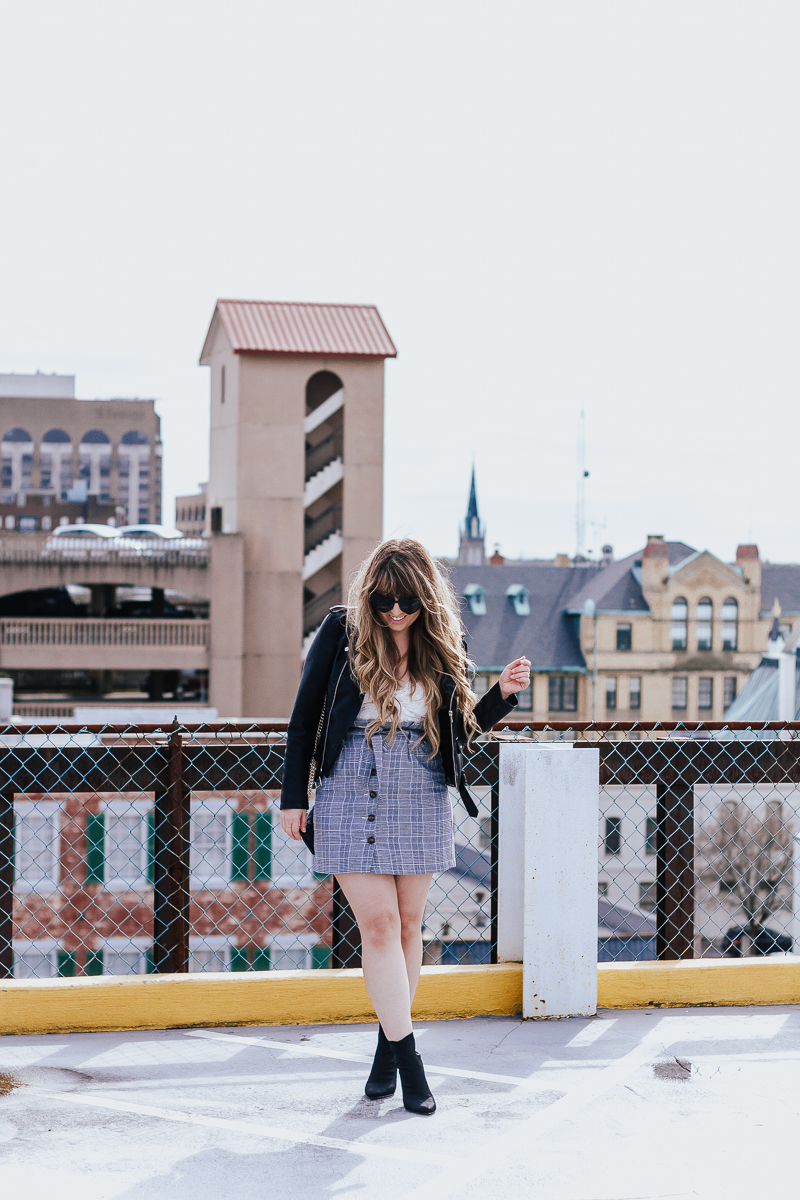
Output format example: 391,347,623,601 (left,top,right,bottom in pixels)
346,538,480,755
